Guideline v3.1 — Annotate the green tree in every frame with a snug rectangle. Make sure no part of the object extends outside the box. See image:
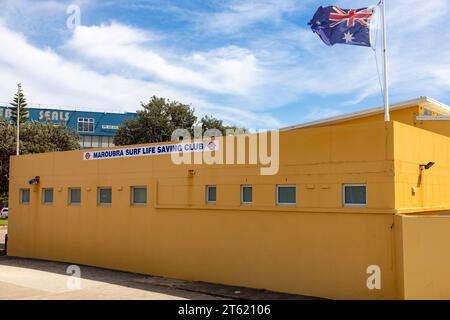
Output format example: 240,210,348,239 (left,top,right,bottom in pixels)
10,84,29,125
201,115,248,136
114,96,197,145
114,96,247,146
0,119,80,198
